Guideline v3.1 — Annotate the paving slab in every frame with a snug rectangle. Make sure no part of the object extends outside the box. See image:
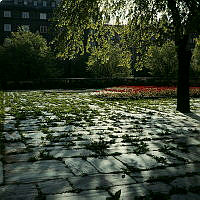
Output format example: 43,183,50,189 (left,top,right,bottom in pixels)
130,163,200,183
5,160,72,184
0,161,3,184
49,125,75,132
145,182,172,194
170,149,200,162
115,154,162,170
21,131,46,139
18,125,39,131
3,123,16,131
0,184,38,200
46,190,111,200
70,173,136,190
147,150,184,165
170,175,200,190
49,149,94,158
63,157,98,175
38,179,73,194
4,131,21,141
170,193,200,200
4,142,27,155
109,183,149,199
87,156,125,173
5,152,34,163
